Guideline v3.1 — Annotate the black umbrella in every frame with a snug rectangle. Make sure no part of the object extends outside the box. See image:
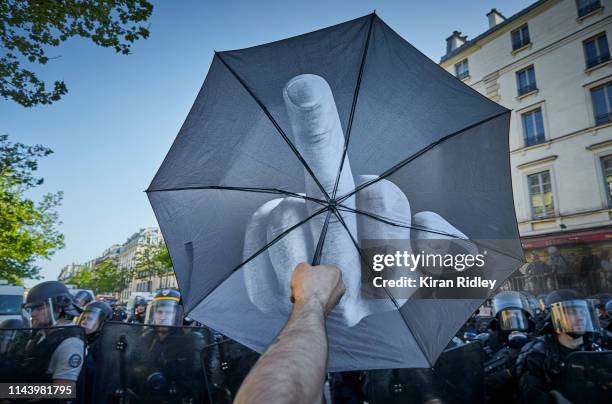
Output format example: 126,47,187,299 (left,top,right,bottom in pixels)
147,13,524,370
